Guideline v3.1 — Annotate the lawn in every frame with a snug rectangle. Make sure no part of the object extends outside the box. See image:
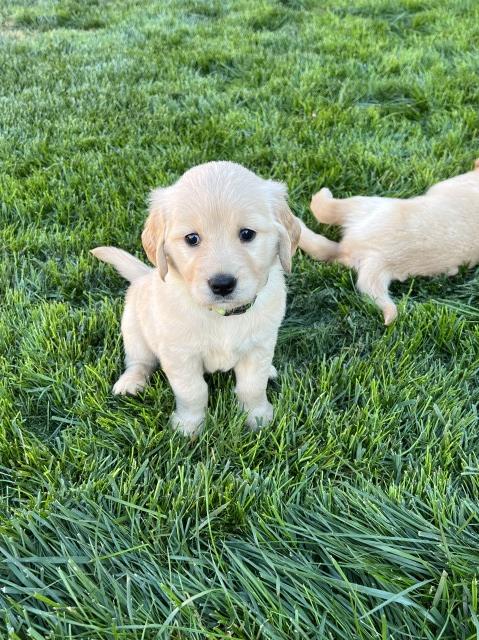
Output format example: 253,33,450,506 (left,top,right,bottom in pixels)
1,0,479,637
